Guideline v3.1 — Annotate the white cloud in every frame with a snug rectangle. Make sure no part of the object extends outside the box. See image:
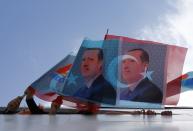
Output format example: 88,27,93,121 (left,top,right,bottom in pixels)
139,0,193,74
